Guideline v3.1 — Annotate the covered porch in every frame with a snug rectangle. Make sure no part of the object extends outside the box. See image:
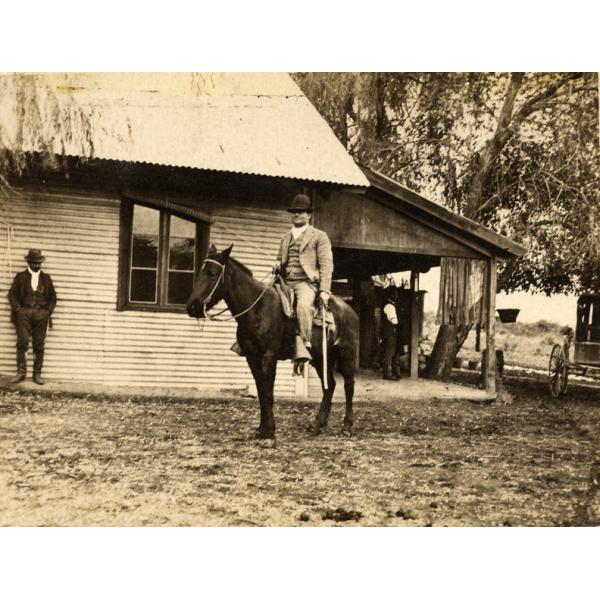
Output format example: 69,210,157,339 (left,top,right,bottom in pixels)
309,165,526,399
